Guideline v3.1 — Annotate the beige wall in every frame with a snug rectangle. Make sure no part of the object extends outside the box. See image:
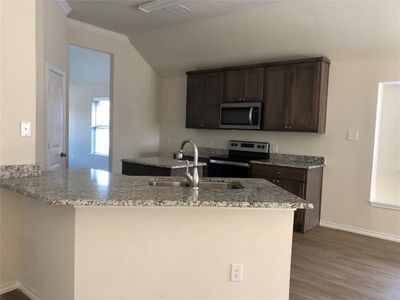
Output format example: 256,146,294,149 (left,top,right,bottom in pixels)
0,0,37,291
20,195,75,300
67,21,160,174
35,0,68,169
0,0,36,165
0,189,21,291
75,207,294,300
159,55,400,239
